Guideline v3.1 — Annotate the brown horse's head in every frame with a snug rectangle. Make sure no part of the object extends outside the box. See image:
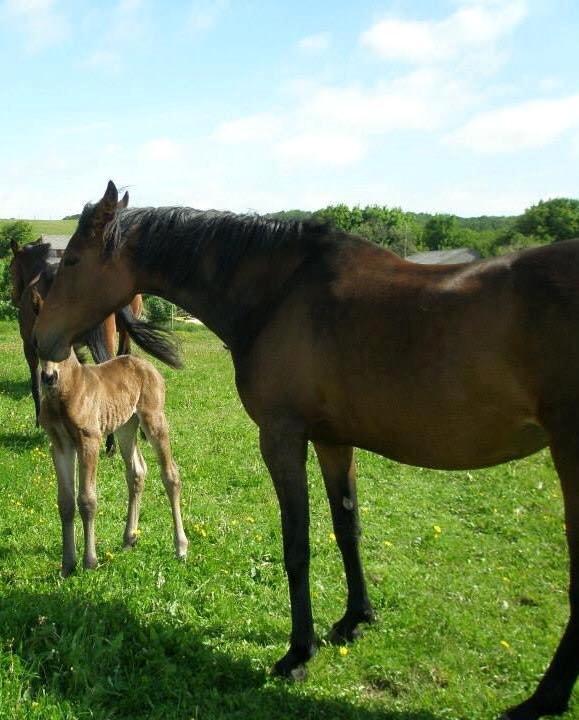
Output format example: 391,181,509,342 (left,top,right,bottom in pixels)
34,181,130,361
9,237,49,307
